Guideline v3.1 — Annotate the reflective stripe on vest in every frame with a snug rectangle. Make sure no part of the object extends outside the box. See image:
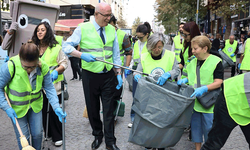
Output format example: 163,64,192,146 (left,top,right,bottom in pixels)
173,35,183,62
241,39,250,70
224,72,250,125
222,39,237,62
6,56,49,118
141,50,175,76
79,22,115,73
117,29,126,66
41,44,63,84
187,55,222,113
133,41,148,65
